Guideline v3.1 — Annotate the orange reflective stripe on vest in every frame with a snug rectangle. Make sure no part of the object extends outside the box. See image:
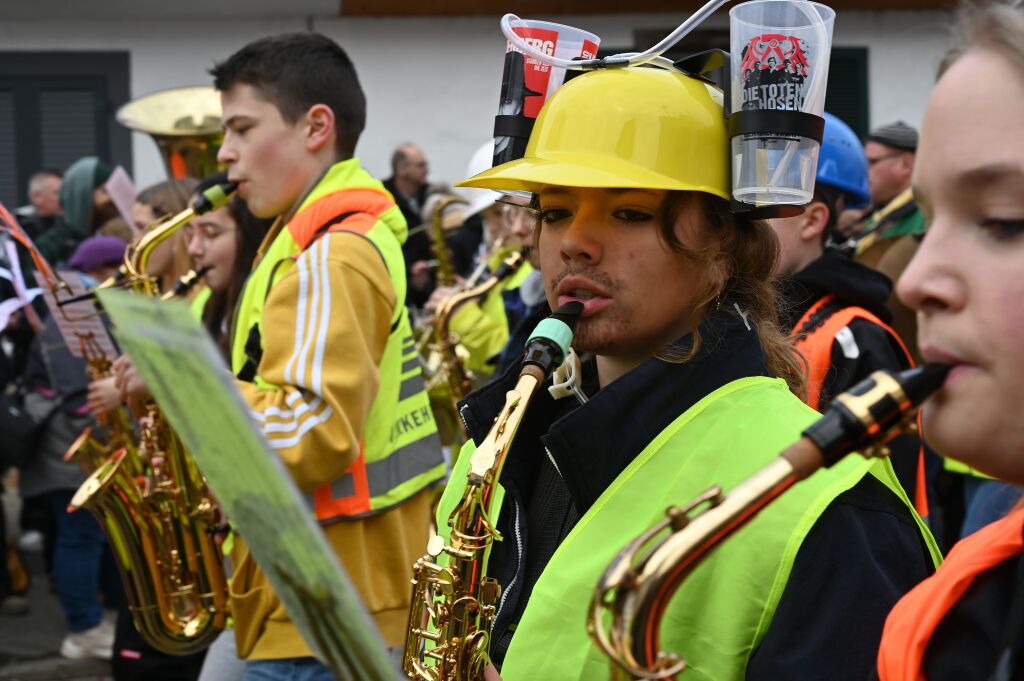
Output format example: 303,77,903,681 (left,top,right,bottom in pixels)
790,294,929,514
791,294,912,411
286,187,395,249
878,508,1024,681
313,442,372,519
